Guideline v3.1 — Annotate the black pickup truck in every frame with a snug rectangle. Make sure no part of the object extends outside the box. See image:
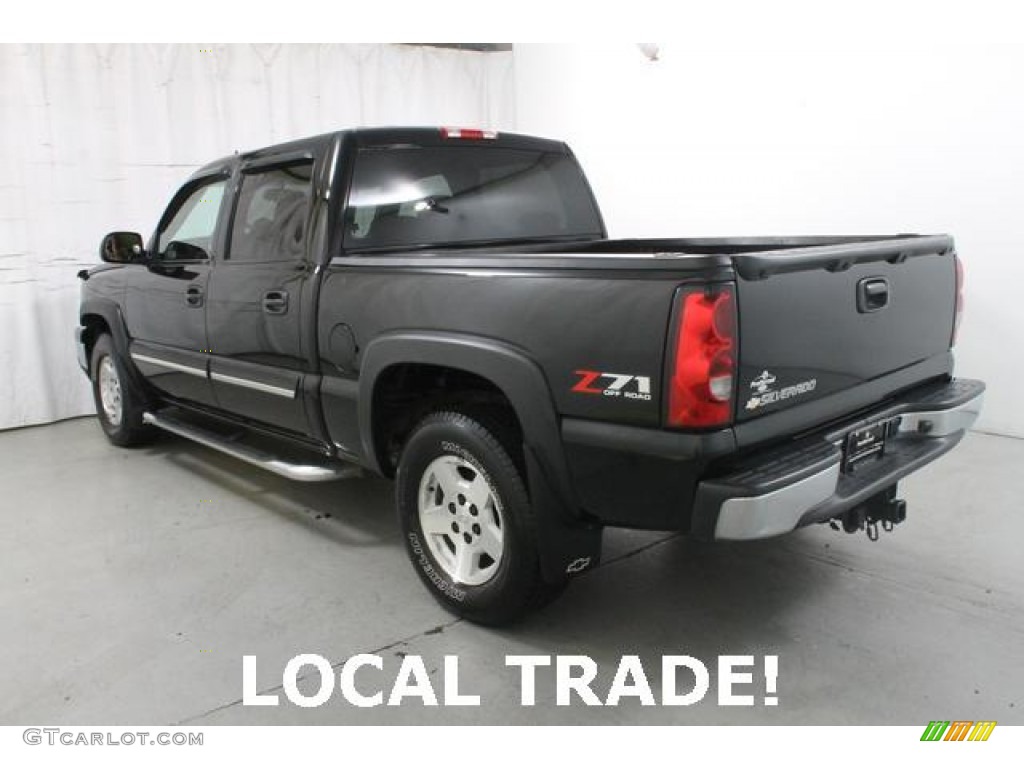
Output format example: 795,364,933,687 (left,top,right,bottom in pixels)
77,127,984,624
